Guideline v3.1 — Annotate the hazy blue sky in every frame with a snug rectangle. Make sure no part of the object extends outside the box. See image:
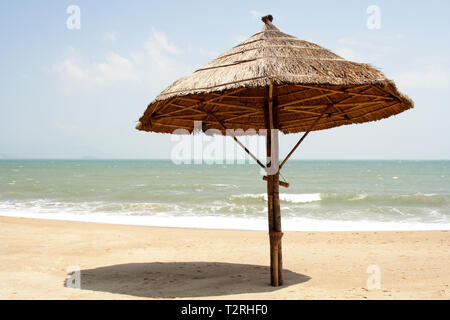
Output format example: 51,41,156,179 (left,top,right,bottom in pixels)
1,0,449,159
